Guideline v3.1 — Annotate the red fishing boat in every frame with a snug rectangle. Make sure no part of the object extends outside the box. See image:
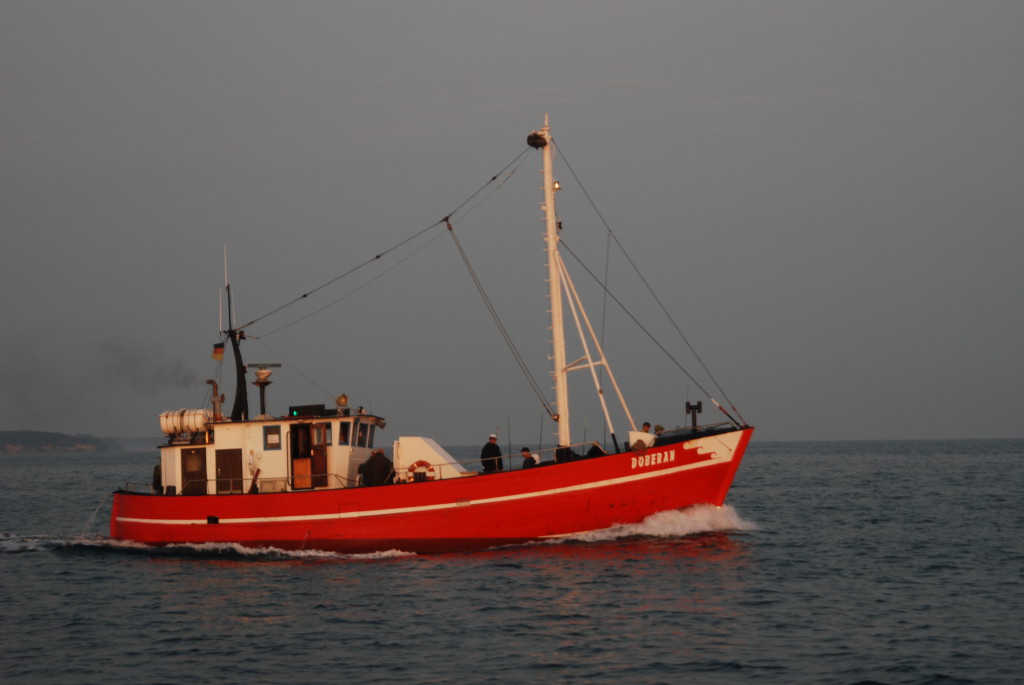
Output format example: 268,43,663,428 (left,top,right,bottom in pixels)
110,118,754,553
